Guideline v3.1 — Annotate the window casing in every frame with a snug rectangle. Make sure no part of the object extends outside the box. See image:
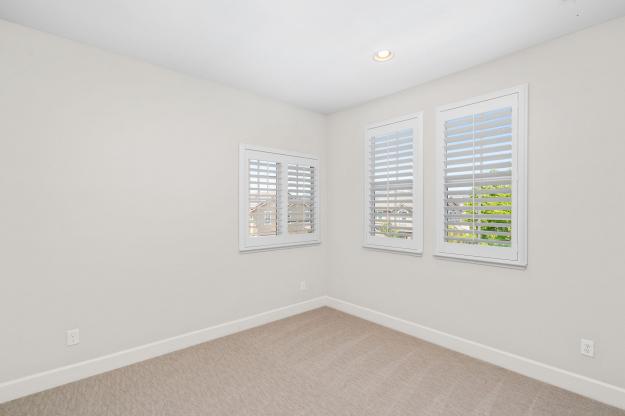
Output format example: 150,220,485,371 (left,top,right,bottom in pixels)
435,86,528,266
363,114,423,254
239,145,320,251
